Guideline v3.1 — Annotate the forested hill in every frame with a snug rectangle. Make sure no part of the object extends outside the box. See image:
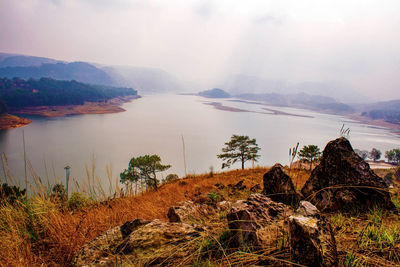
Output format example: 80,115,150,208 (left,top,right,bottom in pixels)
0,62,114,86
0,77,138,109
